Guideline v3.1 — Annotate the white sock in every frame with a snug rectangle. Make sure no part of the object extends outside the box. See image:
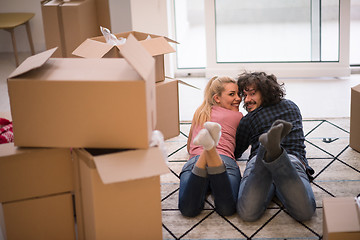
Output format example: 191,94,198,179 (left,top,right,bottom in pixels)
204,122,221,145
193,129,215,150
